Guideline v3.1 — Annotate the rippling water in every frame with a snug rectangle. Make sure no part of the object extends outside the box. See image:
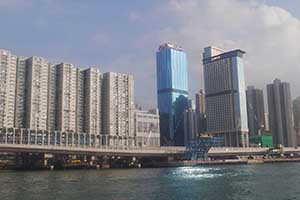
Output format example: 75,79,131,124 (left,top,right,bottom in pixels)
1,163,300,200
